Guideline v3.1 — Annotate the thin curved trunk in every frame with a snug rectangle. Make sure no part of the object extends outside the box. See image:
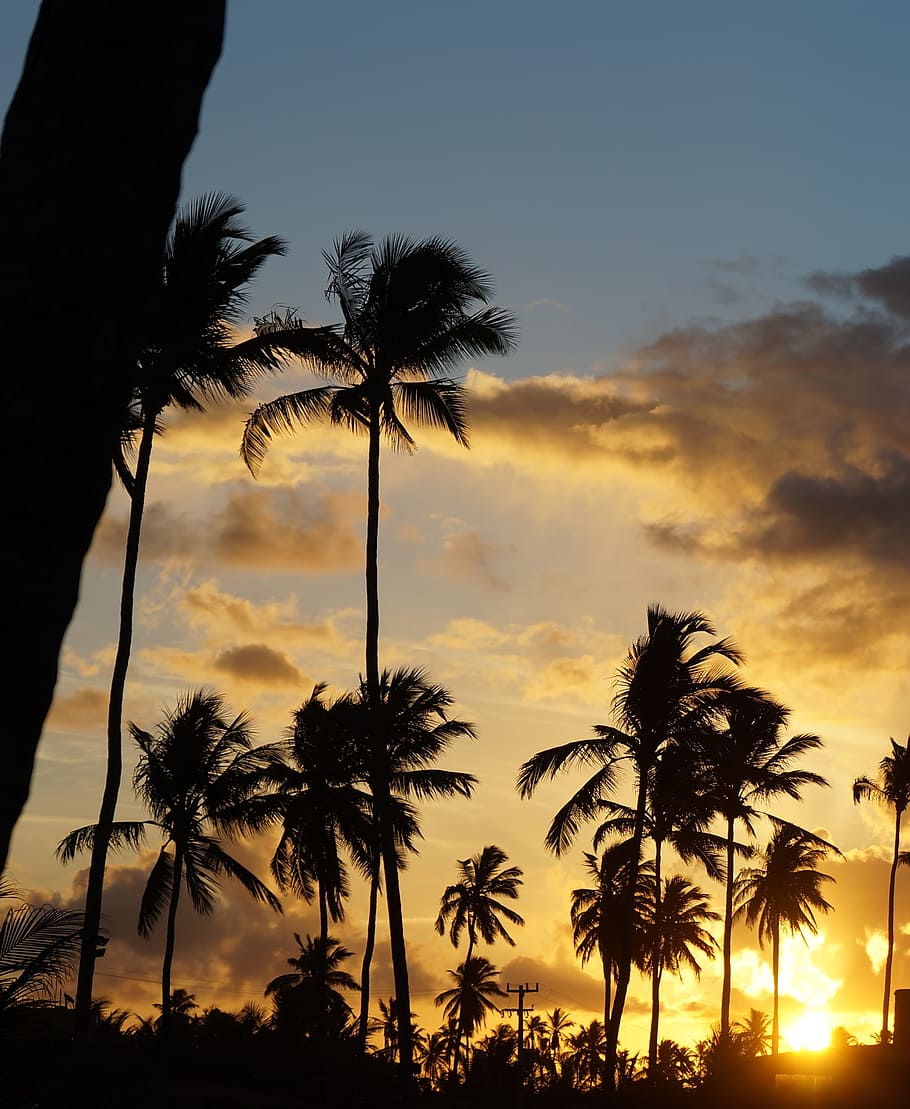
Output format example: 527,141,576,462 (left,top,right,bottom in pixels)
365,405,381,699
648,839,663,1074
720,814,736,1039
73,409,155,1039
607,767,648,1090
358,866,379,1051
160,844,184,1034
882,811,901,1039
318,883,329,947
600,952,612,1088
771,923,780,1055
